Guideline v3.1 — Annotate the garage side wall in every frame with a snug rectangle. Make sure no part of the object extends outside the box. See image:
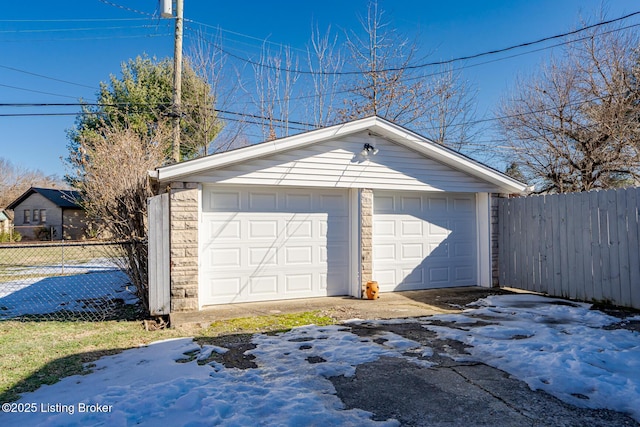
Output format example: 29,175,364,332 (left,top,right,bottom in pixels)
169,182,199,312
